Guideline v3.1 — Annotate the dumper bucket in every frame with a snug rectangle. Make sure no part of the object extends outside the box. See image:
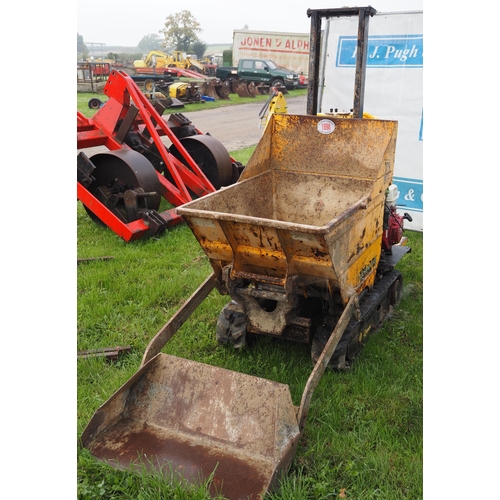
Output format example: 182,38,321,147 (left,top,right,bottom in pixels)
236,81,257,98
200,80,220,100
81,353,301,499
81,273,359,499
215,80,231,100
177,114,398,304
